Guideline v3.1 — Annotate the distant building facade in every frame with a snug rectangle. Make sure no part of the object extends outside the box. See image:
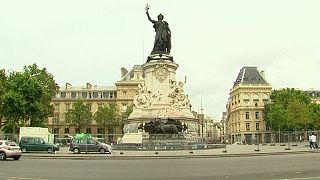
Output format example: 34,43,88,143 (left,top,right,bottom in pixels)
225,67,272,144
305,90,320,104
47,65,142,140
